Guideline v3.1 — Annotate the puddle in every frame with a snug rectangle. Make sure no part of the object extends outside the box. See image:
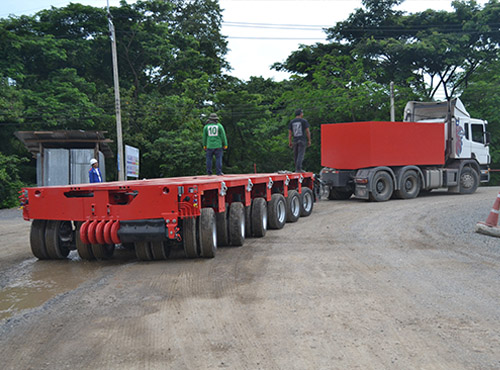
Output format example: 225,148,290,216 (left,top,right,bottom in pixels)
0,252,103,321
